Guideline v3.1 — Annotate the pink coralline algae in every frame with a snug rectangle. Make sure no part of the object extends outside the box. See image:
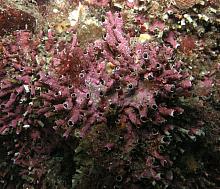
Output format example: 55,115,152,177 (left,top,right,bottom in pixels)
0,12,195,182
0,11,194,138
0,11,200,185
